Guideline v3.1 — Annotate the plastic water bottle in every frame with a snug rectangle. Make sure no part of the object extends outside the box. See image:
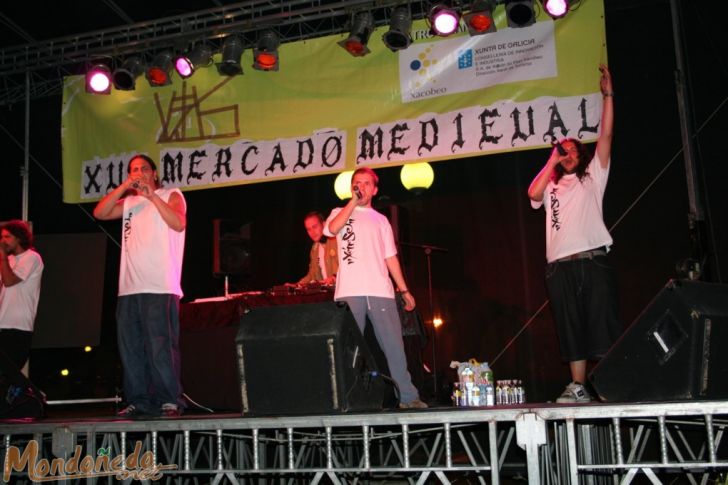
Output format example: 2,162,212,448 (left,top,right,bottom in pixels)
502,380,511,404
452,383,462,406
516,380,526,404
484,378,495,406
472,385,481,406
481,362,494,388
464,381,474,406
